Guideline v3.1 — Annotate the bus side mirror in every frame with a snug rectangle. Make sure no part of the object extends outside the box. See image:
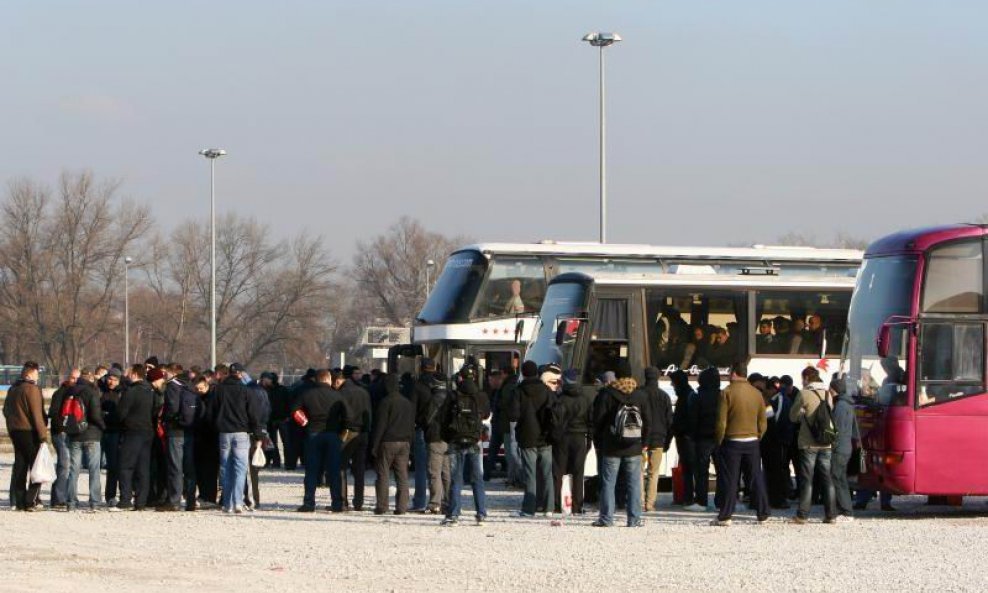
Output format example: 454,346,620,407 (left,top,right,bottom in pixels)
515,319,524,344
555,319,582,346
876,324,891,359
